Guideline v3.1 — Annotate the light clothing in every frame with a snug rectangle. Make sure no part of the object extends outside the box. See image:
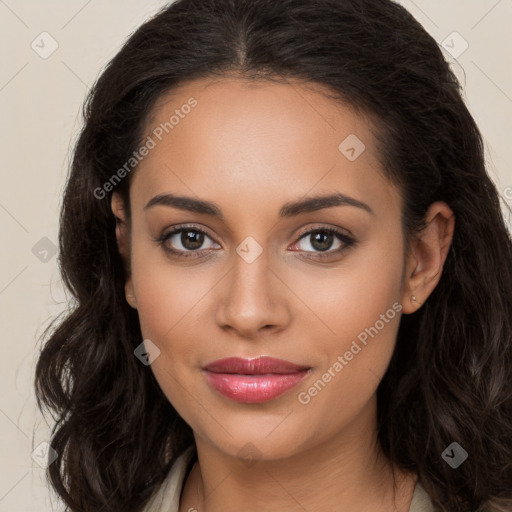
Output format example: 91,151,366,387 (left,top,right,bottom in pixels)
142,445,434,511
